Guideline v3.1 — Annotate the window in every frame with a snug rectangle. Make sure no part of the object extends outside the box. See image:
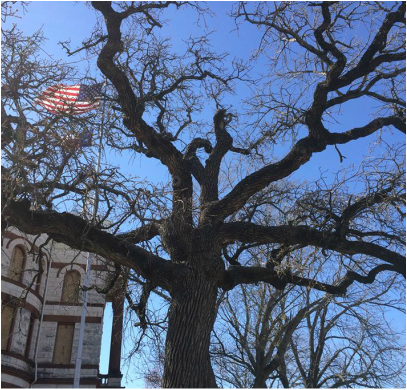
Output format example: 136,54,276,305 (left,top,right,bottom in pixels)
8,246,25,282
53,323,75,364
1,305,16,350
61,270,81,303
25,316,35,358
